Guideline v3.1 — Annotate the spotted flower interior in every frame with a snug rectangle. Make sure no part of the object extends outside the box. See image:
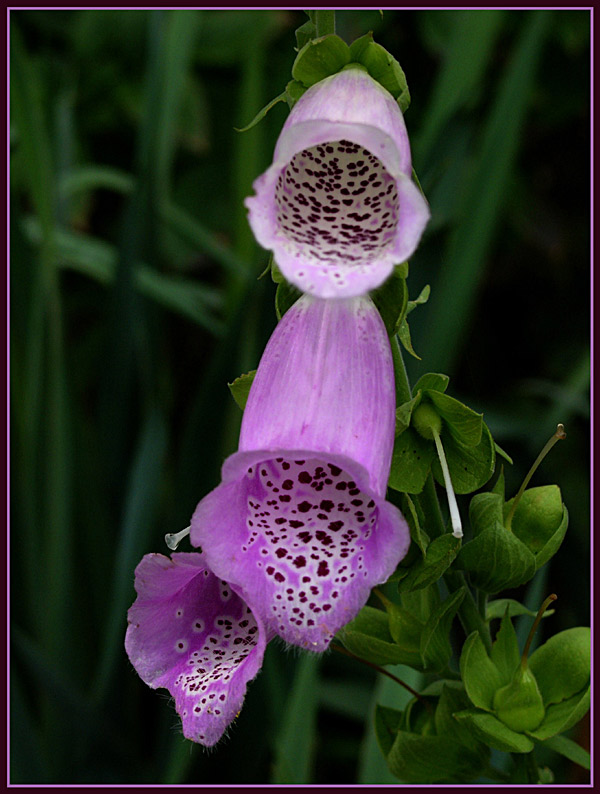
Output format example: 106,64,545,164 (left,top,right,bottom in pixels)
275,140,399,281
242,456,379,649
125,554,267,747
